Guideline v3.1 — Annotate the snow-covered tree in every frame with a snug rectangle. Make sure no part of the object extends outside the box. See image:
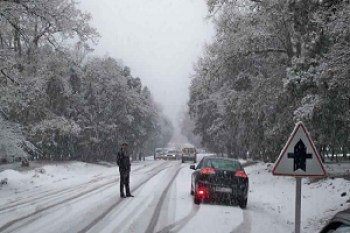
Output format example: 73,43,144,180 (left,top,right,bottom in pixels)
0,0,173,162
188,0,350,161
